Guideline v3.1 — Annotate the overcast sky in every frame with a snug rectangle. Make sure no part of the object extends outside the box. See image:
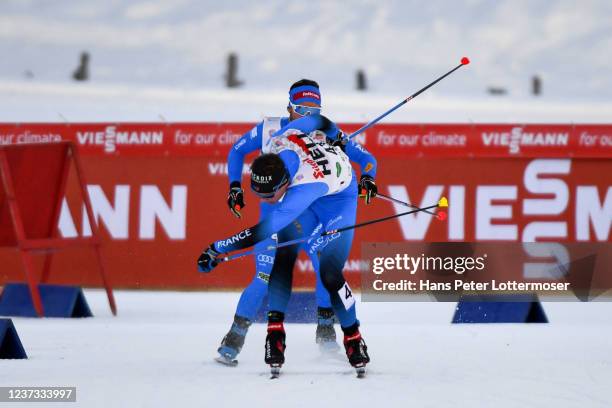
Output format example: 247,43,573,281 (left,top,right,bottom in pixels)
1,0,611,100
